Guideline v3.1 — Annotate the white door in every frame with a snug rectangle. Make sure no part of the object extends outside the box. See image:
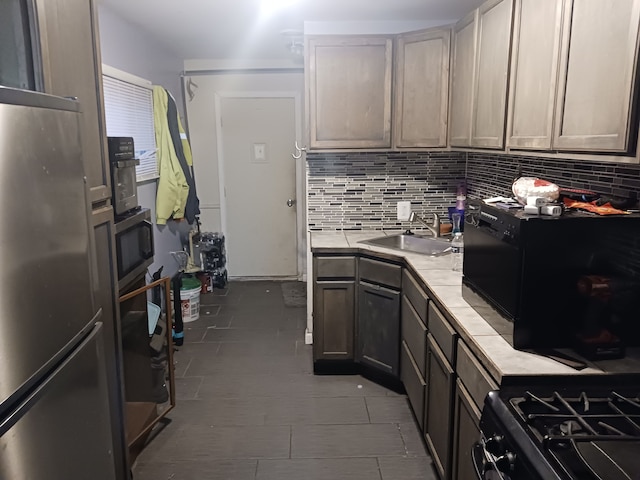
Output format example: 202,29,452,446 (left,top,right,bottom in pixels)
219,96,298,277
